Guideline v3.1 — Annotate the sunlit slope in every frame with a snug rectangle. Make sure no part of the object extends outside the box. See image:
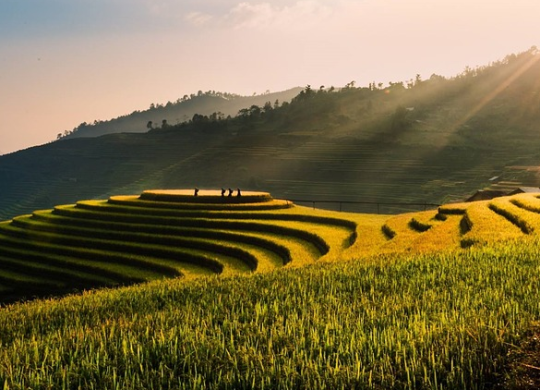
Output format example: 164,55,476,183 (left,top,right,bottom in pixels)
381,192,540,252
2,190,540,304
4,238,540,388
4,191,540,388
0,190,362,303
3,48,540,221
